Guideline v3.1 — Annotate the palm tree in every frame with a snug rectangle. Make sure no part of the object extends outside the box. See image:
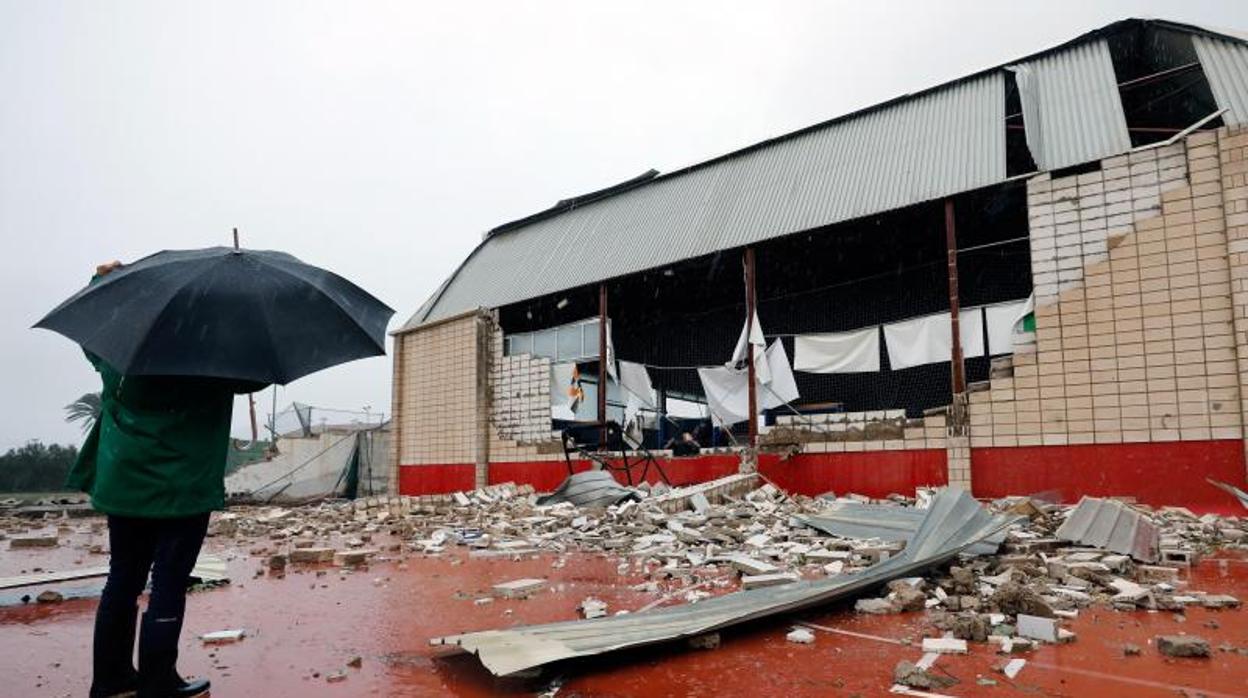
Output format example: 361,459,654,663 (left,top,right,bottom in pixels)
65,392,102,432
